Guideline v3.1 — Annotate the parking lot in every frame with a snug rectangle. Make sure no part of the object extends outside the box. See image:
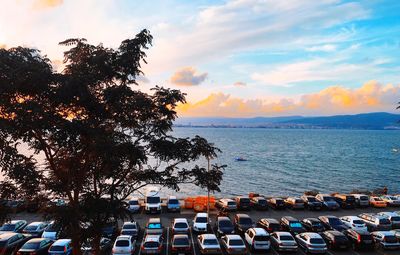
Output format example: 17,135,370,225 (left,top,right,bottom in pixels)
9,204,400,255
